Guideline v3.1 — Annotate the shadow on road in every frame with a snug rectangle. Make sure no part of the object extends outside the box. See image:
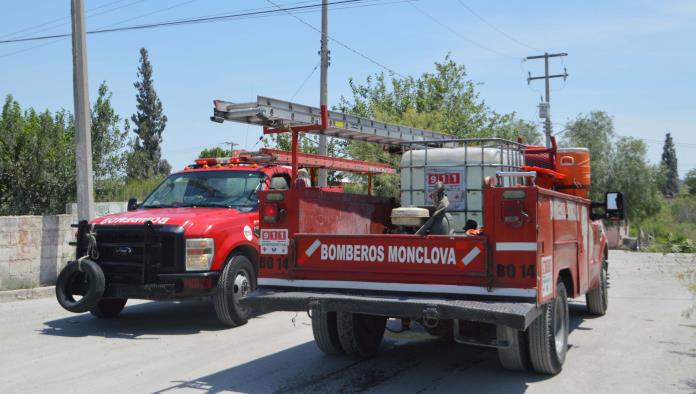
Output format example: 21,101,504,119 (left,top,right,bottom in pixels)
39,299,232,339
152,303,600,393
